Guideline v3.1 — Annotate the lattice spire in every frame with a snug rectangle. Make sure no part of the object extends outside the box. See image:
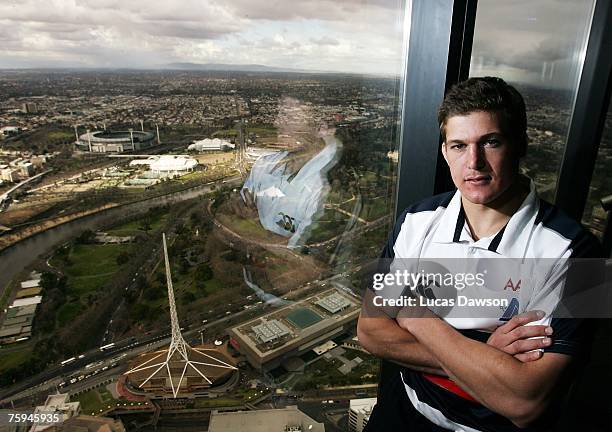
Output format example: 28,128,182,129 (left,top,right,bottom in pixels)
125,233,237,398
163,233,189,357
